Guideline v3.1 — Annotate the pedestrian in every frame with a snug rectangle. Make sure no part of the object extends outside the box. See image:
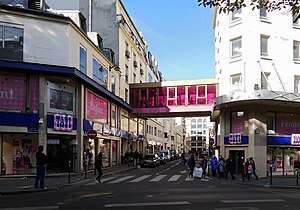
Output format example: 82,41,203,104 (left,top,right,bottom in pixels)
95,151,103,183
138,151,143,165
246,157,259,180
134,149,139,166
129,150,134,166
181,152,186,164
218,157,226,179
188,154,196,178
211,155,218,177
34,145,47,189
225,156,235,180
201,157,208,178
125,150,129,166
